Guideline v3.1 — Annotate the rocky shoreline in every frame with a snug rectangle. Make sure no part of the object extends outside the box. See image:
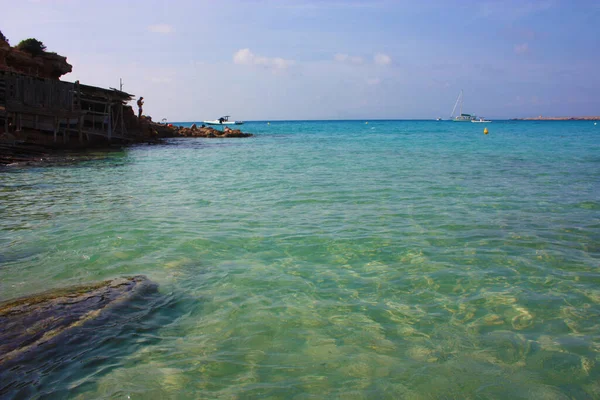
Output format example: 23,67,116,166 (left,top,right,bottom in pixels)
170,123,252,138
511,116,600,121
0,120,253,165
